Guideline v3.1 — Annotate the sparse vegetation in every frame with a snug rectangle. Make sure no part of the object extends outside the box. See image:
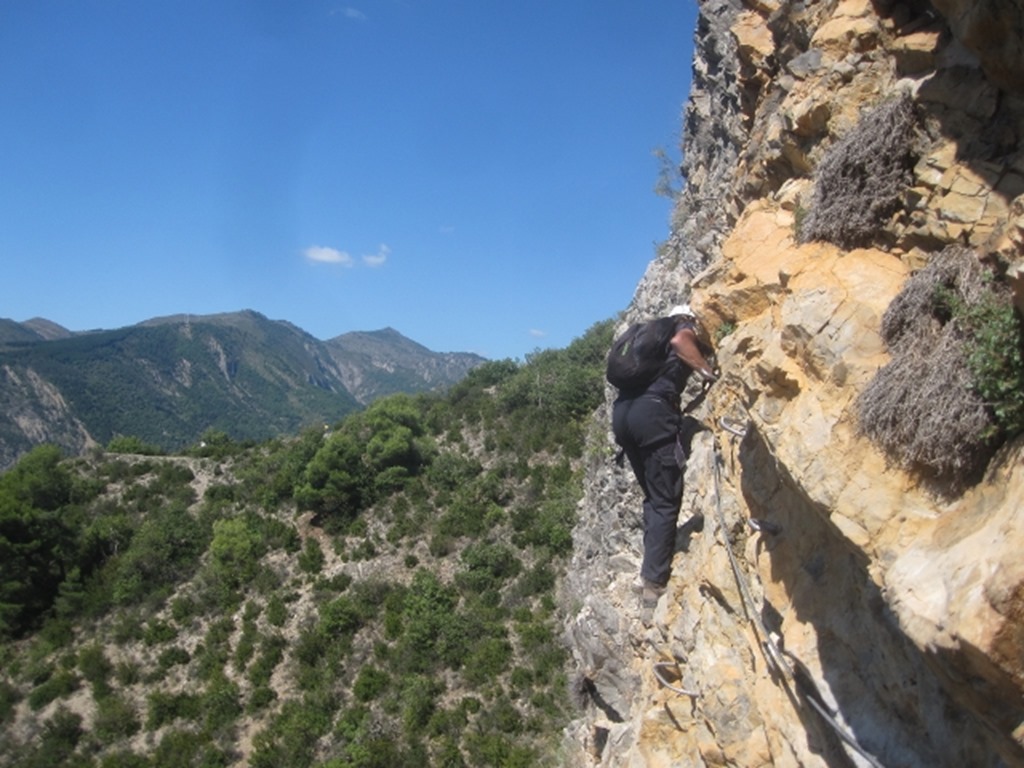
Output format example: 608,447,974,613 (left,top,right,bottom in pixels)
714,320,737,344
857,247,1024,487
799,93,917,249
0,319,615,767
